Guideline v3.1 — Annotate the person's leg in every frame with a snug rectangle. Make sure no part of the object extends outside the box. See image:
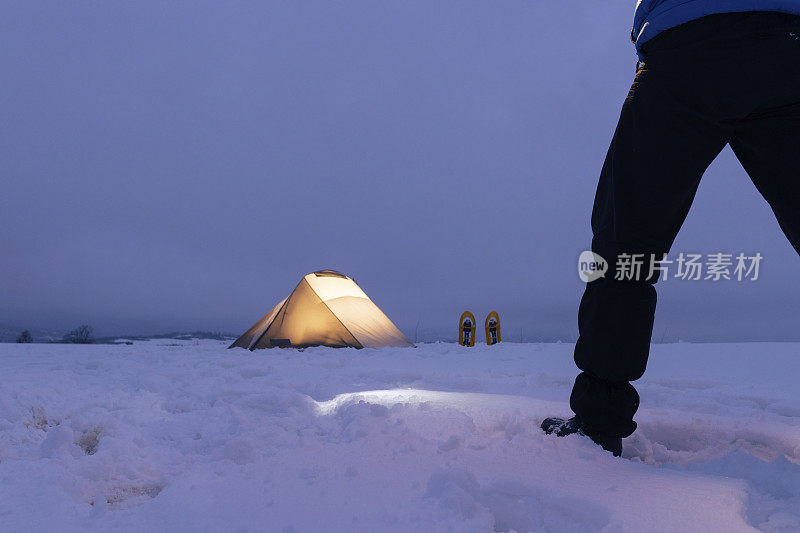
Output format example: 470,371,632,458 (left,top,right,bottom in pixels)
570,52,732,441
722,14,800,255
730,105,800,256
731,33,800,254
